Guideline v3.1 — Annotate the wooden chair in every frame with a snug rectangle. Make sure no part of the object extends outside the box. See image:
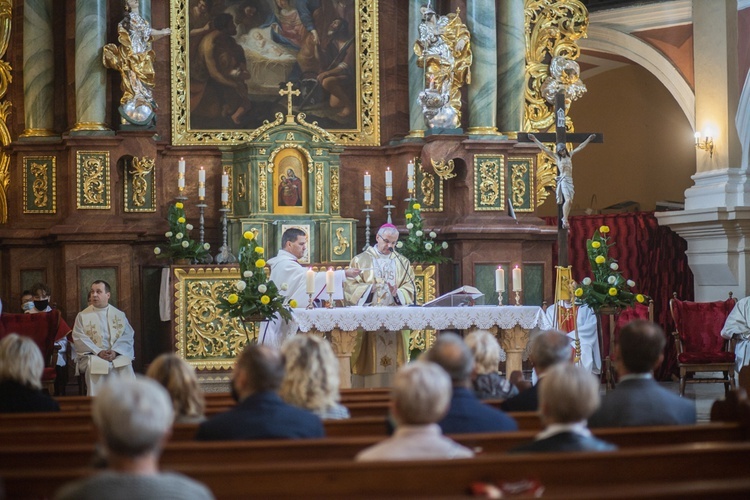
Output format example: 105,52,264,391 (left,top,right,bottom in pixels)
597,300,654,390
669,292,737,396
